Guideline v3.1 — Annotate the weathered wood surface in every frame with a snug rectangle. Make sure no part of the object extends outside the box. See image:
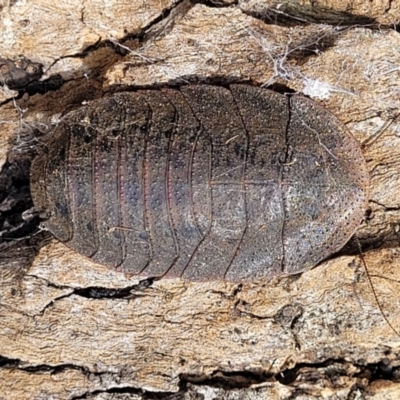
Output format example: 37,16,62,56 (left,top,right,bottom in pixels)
1,1,400,399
